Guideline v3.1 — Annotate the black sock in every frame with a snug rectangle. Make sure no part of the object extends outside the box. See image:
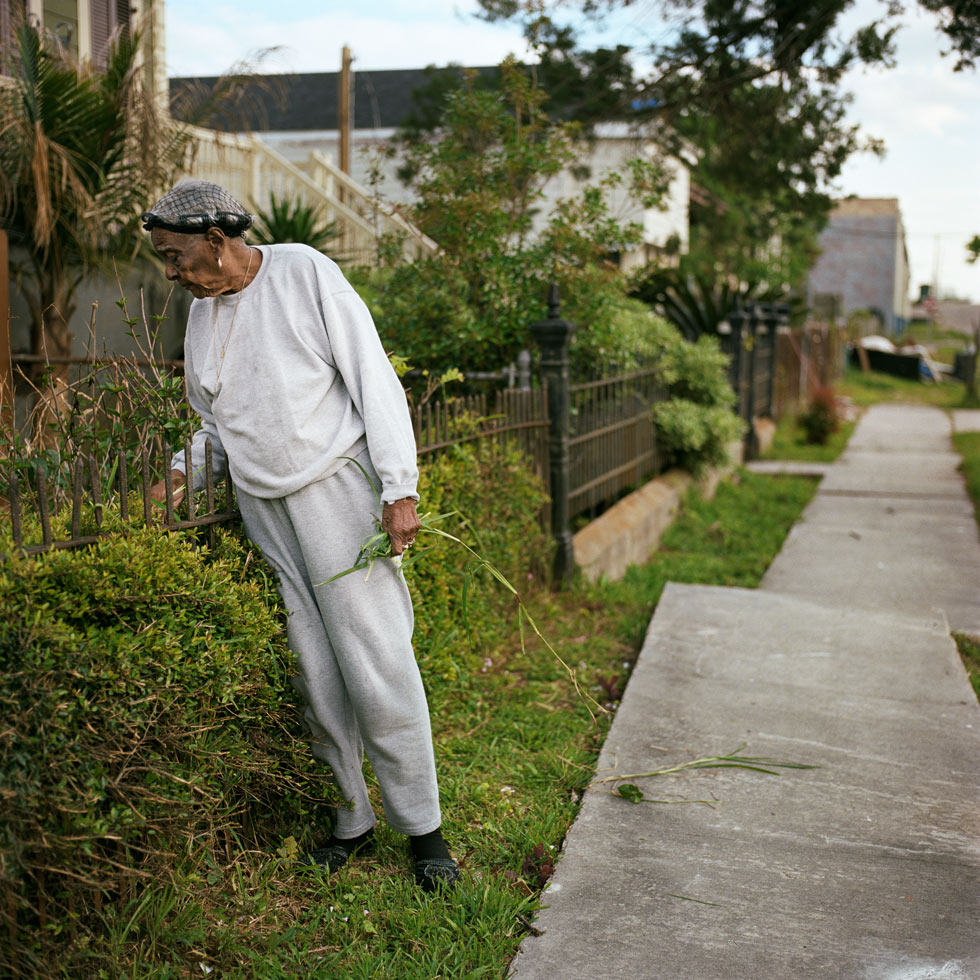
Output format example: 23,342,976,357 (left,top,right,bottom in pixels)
409,827,450,861
326,827,374,855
